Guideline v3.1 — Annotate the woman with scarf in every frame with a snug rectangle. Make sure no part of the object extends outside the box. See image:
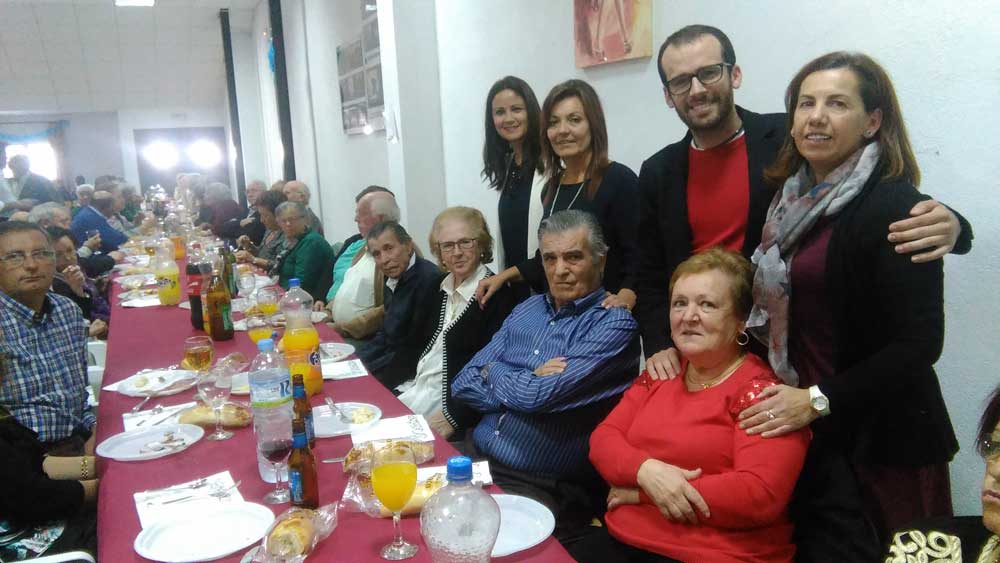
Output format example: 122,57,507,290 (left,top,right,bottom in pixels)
736,52,957,561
